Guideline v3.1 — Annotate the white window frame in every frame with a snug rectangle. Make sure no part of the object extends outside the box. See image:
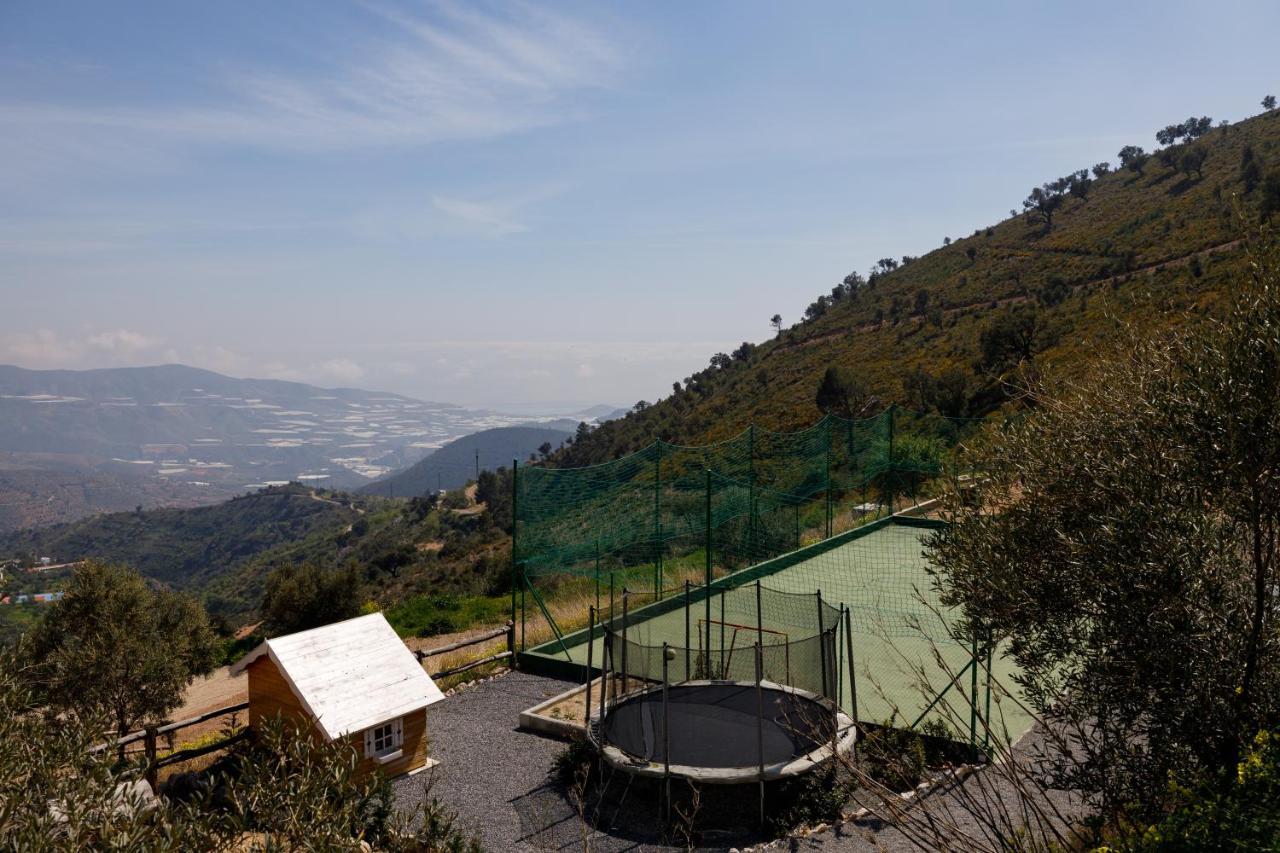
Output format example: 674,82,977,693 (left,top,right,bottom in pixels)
363,716,404,762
